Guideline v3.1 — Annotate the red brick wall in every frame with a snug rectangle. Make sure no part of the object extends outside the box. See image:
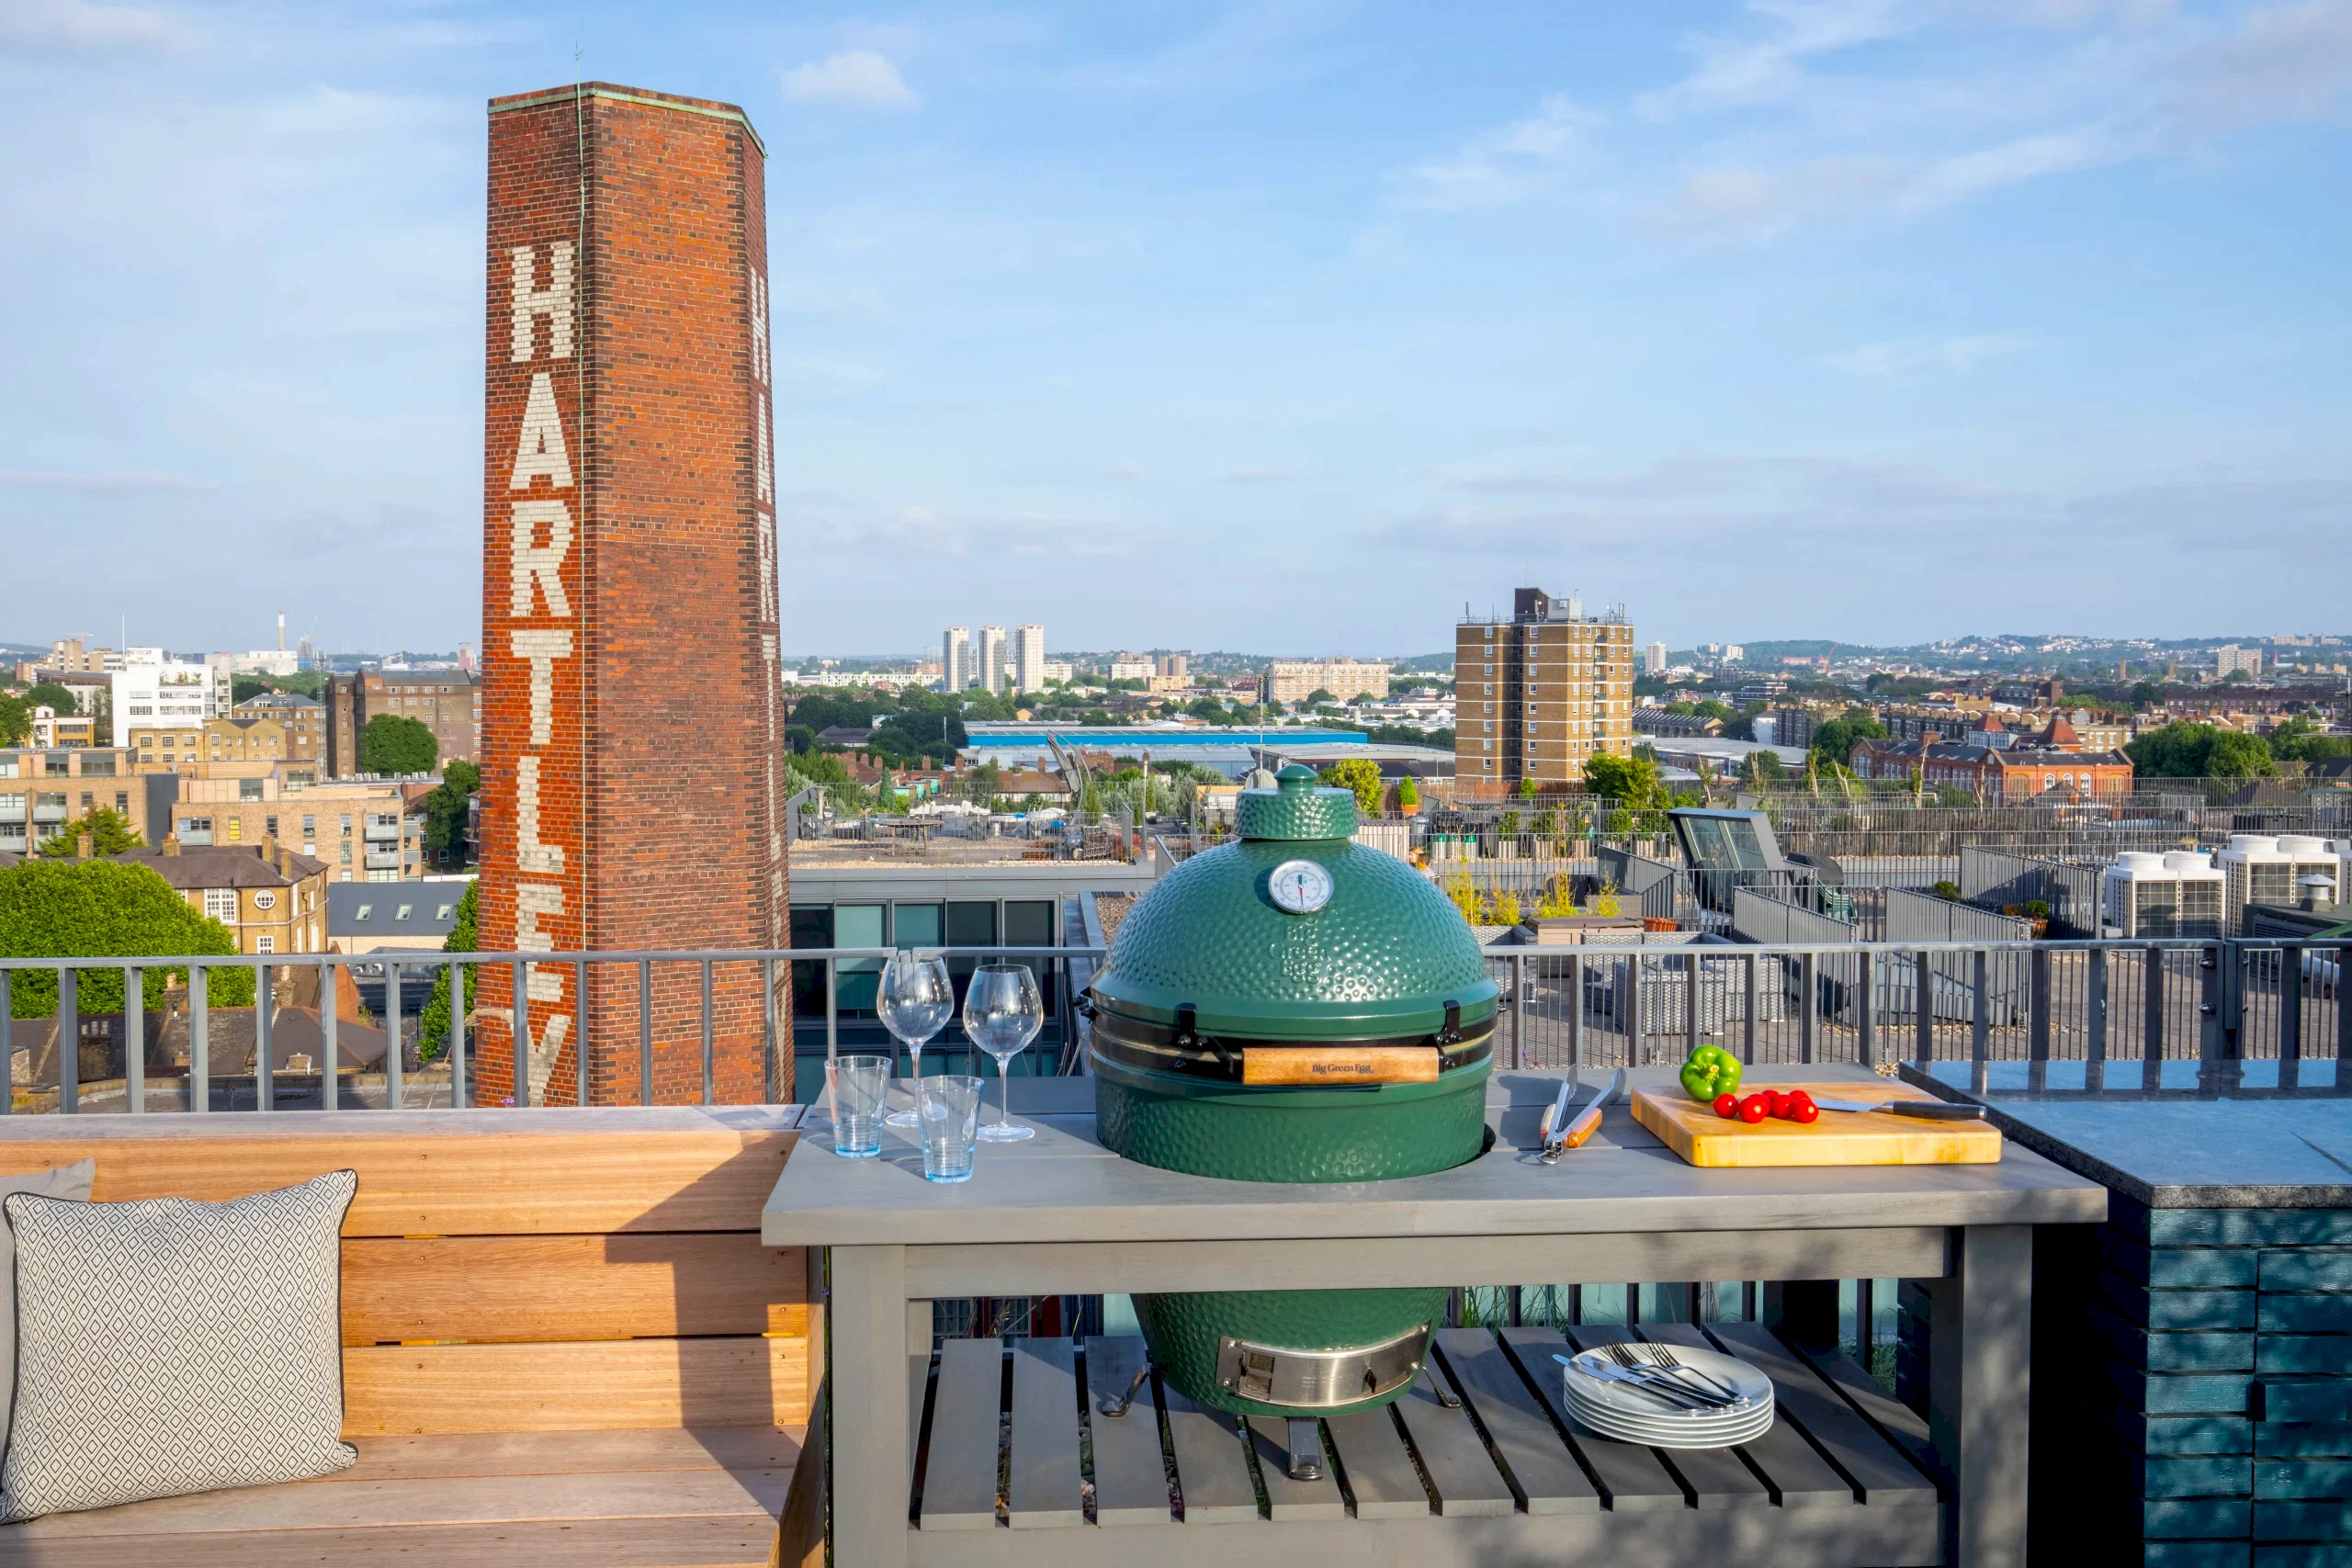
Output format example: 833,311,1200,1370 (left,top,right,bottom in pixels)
478,83,786,1106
